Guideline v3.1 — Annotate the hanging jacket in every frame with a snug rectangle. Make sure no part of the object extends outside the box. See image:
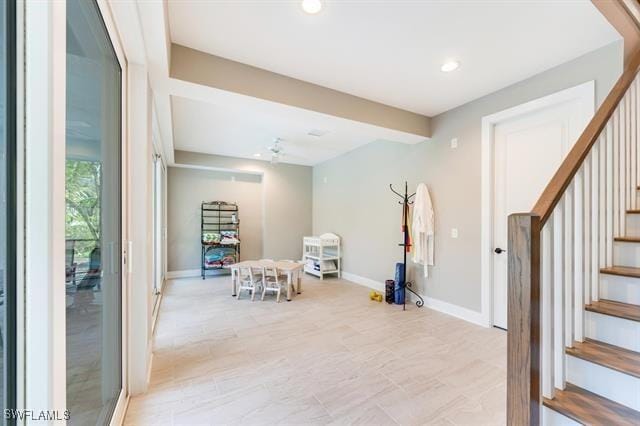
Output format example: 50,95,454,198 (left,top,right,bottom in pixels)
411,183,434,277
